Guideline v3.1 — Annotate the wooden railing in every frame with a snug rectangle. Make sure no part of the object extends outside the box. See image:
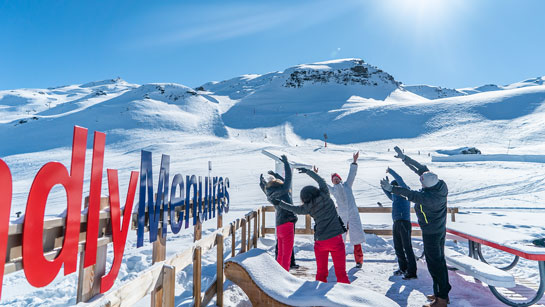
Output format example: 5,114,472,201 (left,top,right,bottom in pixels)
81,208,263,307
261,205,459,237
